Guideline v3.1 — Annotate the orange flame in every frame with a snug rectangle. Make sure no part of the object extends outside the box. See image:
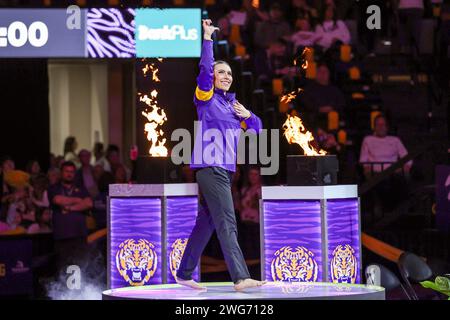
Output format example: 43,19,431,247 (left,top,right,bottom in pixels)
140,60,168,157
142,63,160,82
281,88,303,104
283,115,327,156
